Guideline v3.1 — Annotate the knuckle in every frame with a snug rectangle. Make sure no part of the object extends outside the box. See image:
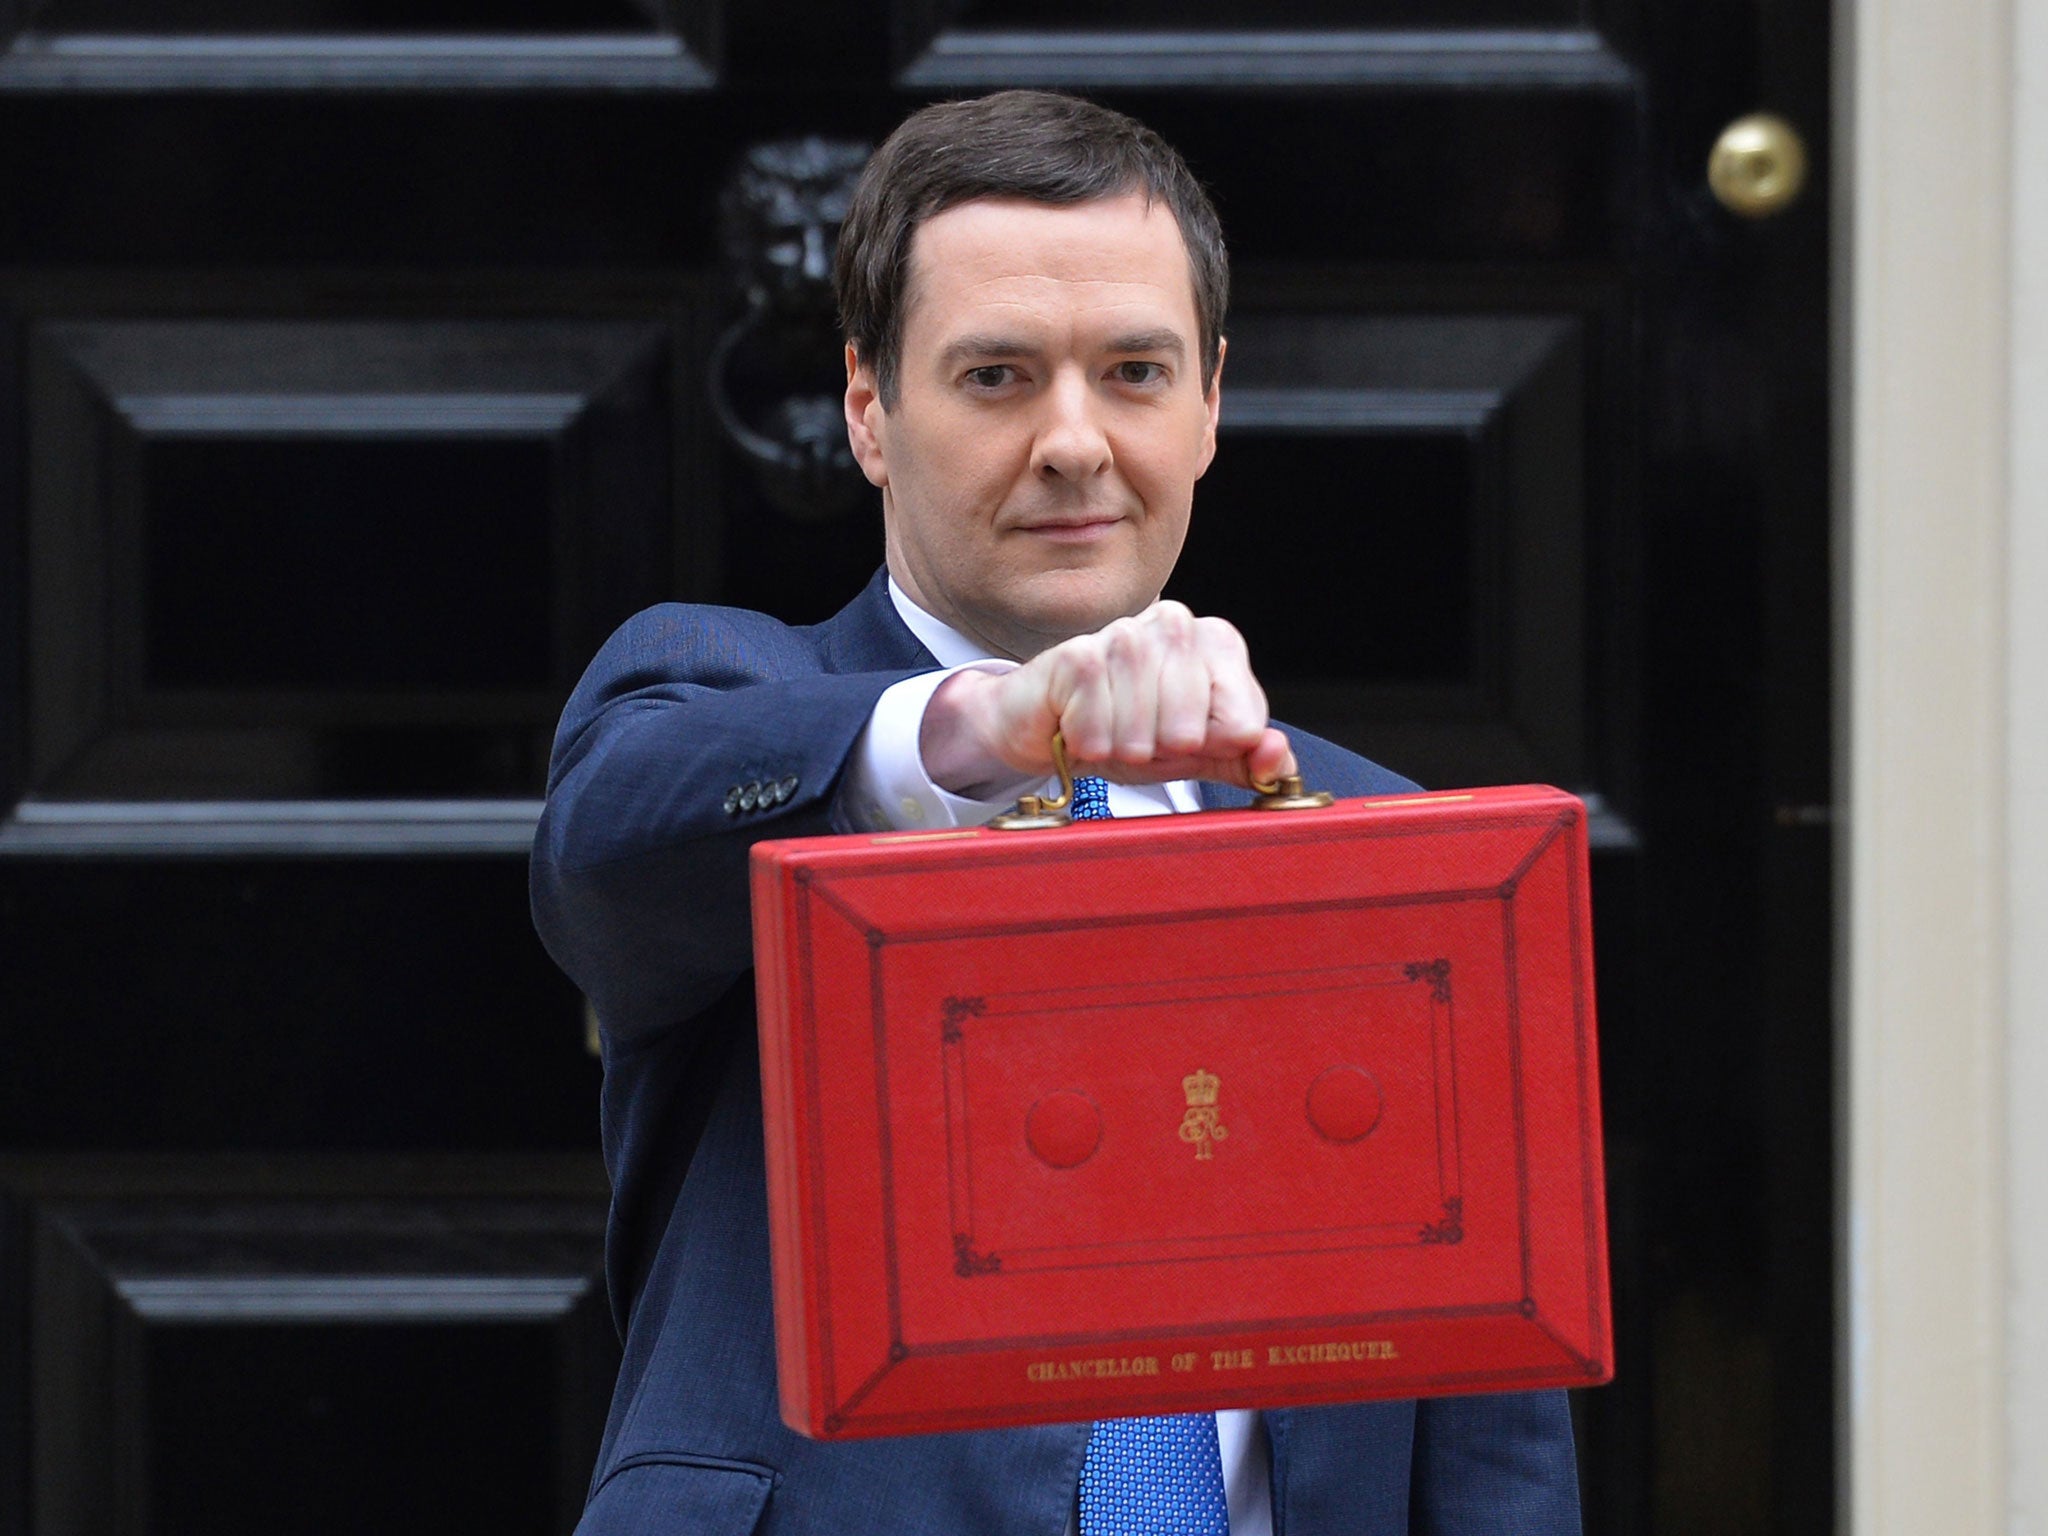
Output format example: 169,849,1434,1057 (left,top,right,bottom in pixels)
1055,642,1107,687
1104,615,1144,649
1155,609,1197,650
1195,614,1247,651
1068,721,1112,758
